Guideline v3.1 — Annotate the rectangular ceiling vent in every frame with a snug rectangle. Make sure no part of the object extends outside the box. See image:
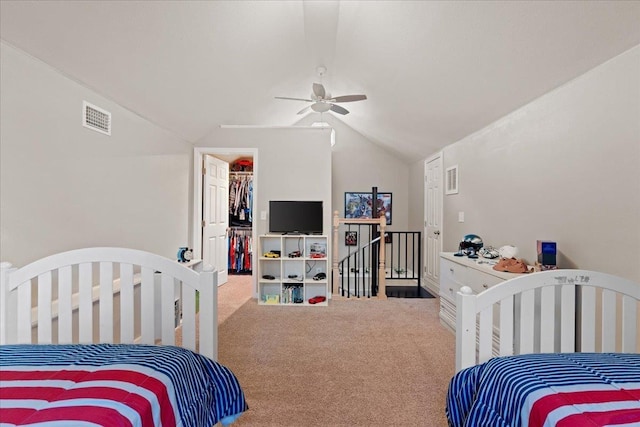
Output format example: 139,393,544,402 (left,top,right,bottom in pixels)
83,101,111,135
